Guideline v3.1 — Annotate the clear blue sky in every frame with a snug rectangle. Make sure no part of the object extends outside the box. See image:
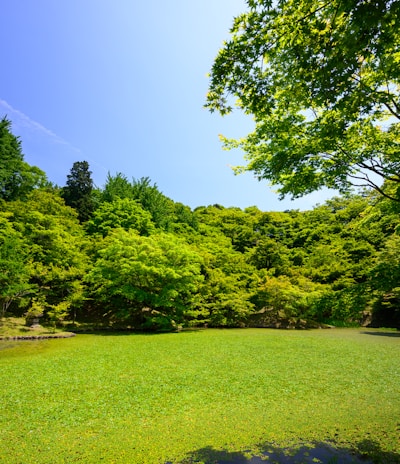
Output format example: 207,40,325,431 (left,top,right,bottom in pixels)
1,0,334,211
